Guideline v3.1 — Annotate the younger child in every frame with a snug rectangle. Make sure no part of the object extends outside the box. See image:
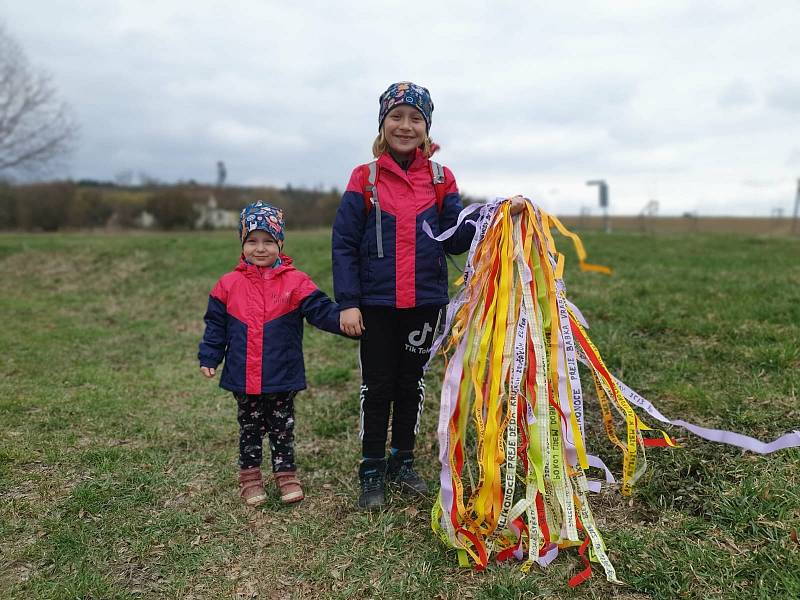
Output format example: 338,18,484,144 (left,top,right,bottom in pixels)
199,202,358,507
